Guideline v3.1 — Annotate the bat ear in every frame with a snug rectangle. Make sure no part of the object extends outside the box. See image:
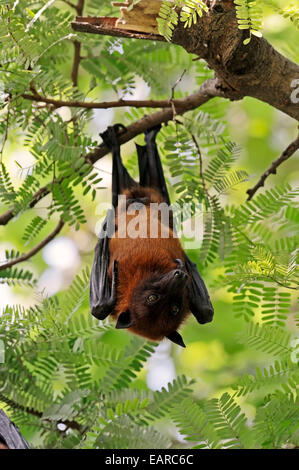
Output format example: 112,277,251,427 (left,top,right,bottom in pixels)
115,309,135,329
166,331,186,348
